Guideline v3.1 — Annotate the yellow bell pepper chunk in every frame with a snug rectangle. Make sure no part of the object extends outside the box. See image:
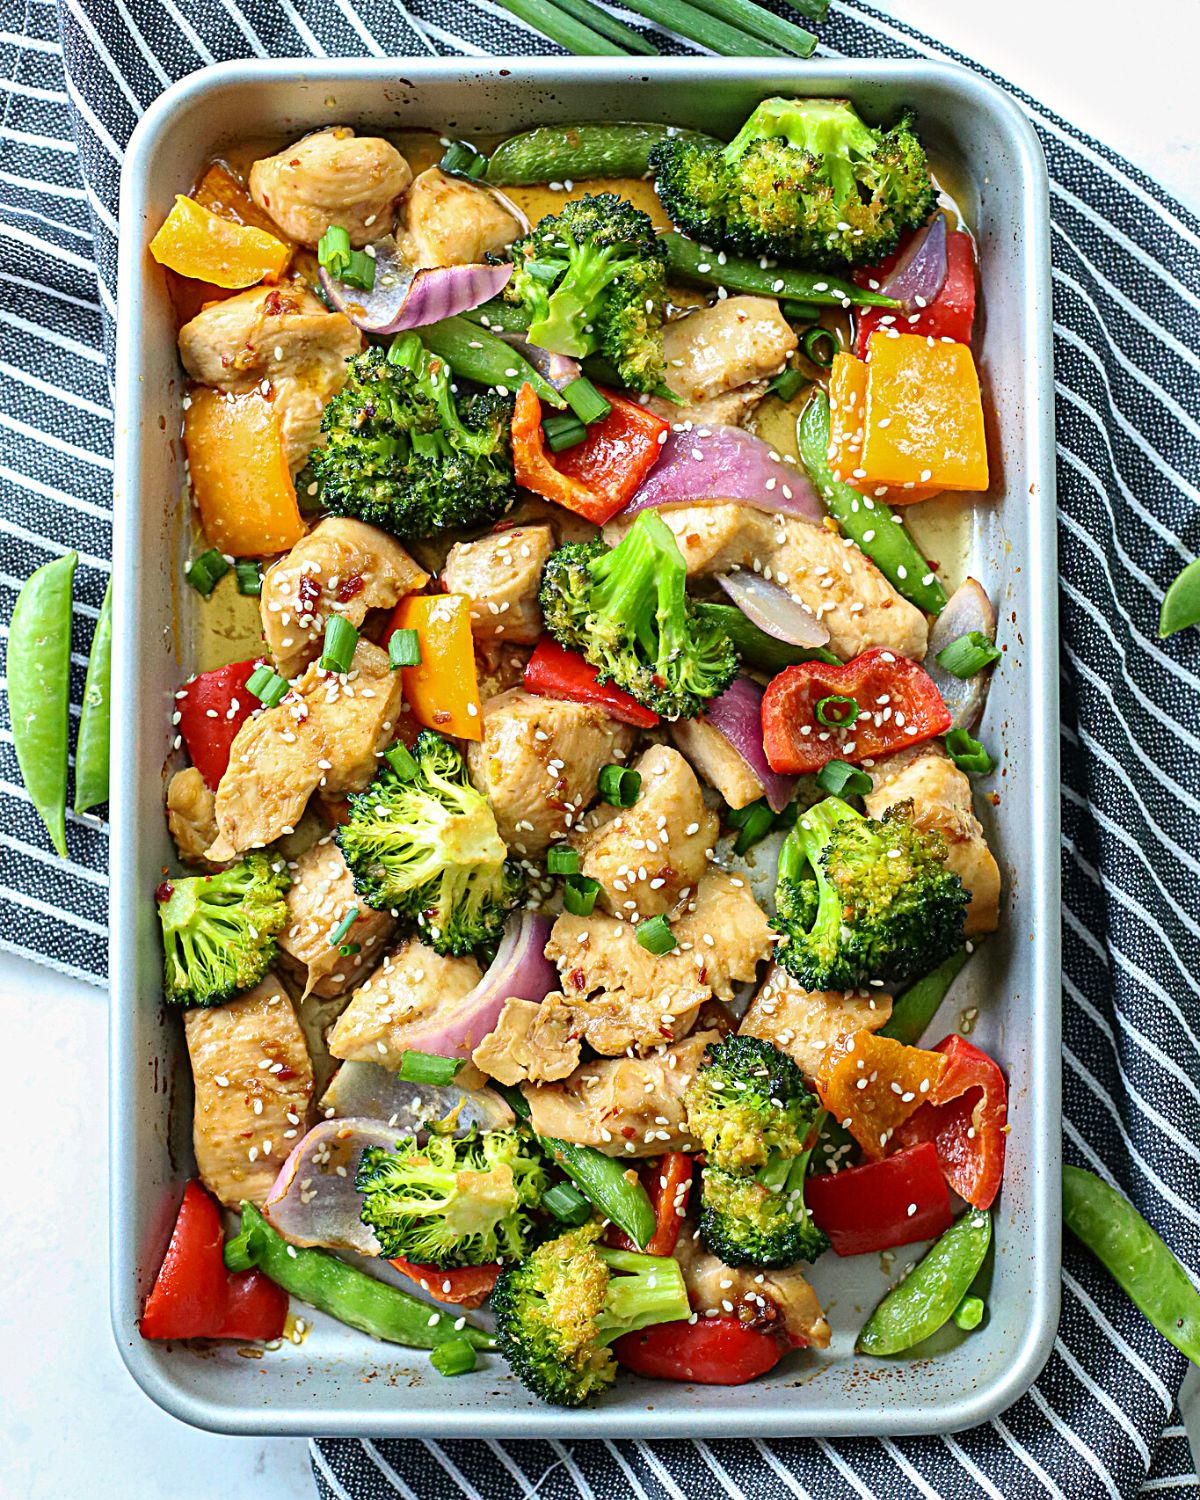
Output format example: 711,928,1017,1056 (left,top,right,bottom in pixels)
392,595,482,742
149,194,290,289
827,350,940,505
